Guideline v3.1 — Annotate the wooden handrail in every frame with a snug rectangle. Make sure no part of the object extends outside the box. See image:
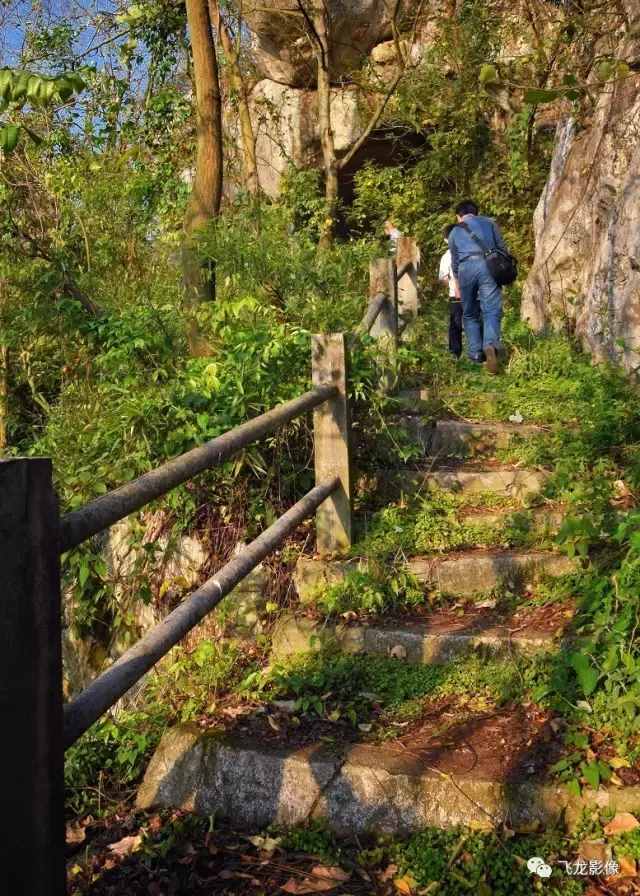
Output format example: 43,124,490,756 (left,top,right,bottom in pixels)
60,385,337,553
356,291,387,335
63,477,340,748
2,241,421,893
